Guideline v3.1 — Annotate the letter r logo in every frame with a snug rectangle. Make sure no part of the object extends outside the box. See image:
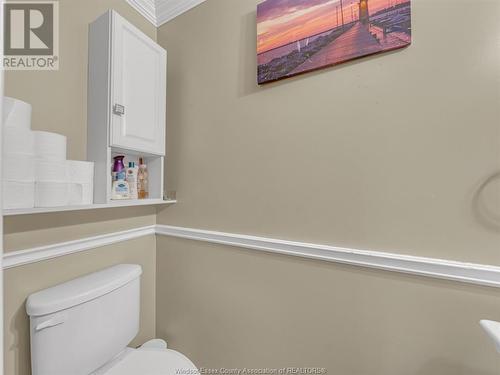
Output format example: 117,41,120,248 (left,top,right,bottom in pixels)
4,2,54,55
